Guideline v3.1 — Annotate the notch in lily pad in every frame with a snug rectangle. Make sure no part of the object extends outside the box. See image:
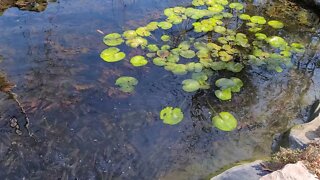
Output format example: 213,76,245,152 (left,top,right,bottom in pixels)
115,76,138,93
160,107,184,125
100,47,126,62
212,112,237,131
